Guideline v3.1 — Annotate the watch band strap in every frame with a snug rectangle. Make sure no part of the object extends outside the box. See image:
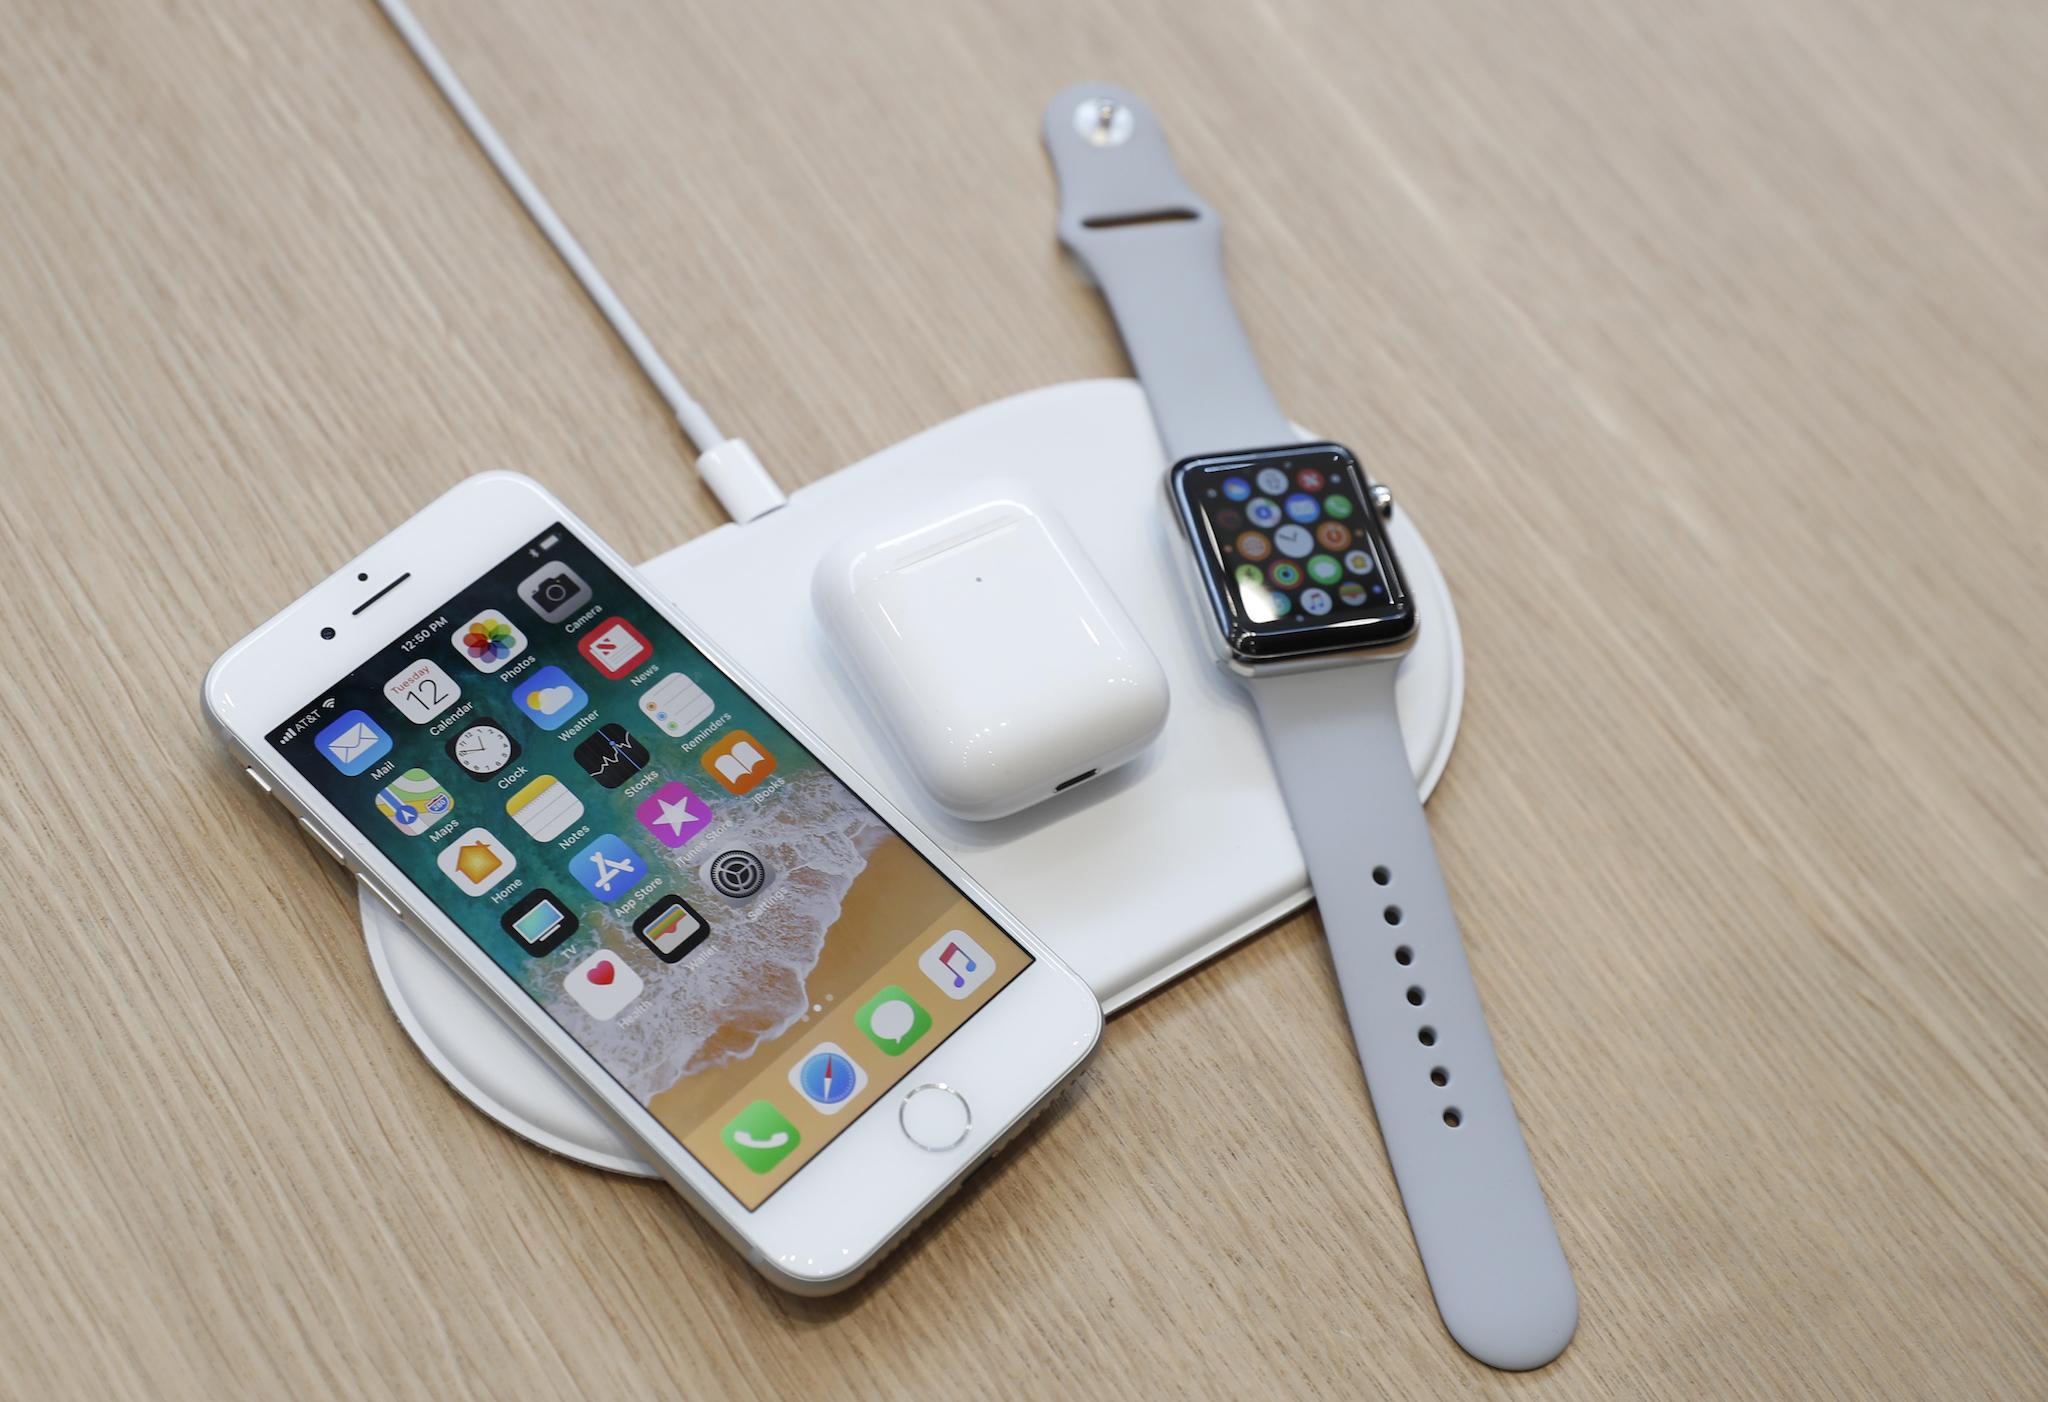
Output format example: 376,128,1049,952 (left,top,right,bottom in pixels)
1251,659,1577,1369
1042,84,1297,464
1045,83,1576,1369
